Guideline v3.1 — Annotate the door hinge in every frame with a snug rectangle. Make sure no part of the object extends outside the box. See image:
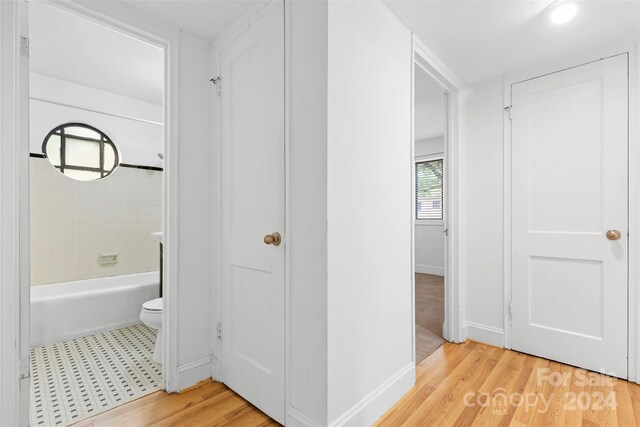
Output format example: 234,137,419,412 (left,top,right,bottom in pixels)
217,322,222,339
210,76,221,96
443,228,449,237
504,105,512,121
509,301,513,317
19,355,29,380
20,36,29,58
